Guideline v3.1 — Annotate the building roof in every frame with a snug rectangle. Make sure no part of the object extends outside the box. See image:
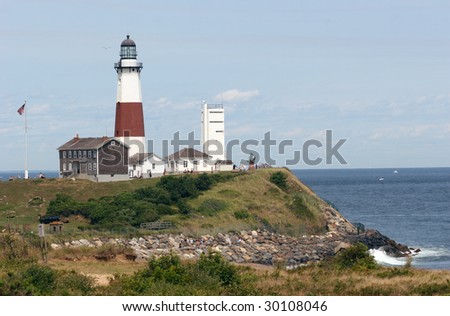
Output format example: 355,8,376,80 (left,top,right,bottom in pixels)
129,153,162,165
215,159,234,165
57,136,127,150
165,148,211,160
